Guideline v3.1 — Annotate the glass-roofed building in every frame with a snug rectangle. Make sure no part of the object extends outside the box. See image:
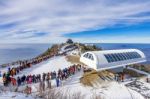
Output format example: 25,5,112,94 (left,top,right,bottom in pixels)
80,49,146,70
